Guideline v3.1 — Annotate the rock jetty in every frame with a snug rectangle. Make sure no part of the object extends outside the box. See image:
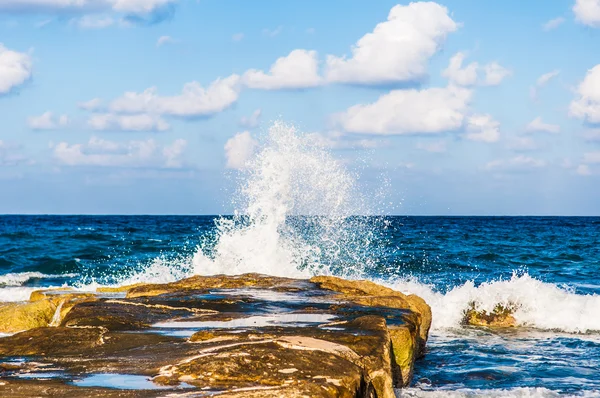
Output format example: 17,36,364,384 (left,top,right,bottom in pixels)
0,273,431,397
